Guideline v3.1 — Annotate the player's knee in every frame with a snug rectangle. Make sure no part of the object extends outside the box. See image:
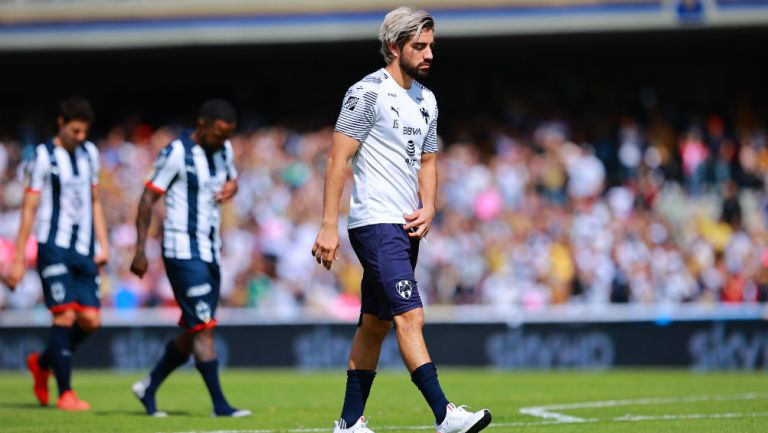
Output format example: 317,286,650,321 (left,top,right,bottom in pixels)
393,310,425,334
361,320,390,342
78,317,101,332
192,328,216,355
52,309,77,326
